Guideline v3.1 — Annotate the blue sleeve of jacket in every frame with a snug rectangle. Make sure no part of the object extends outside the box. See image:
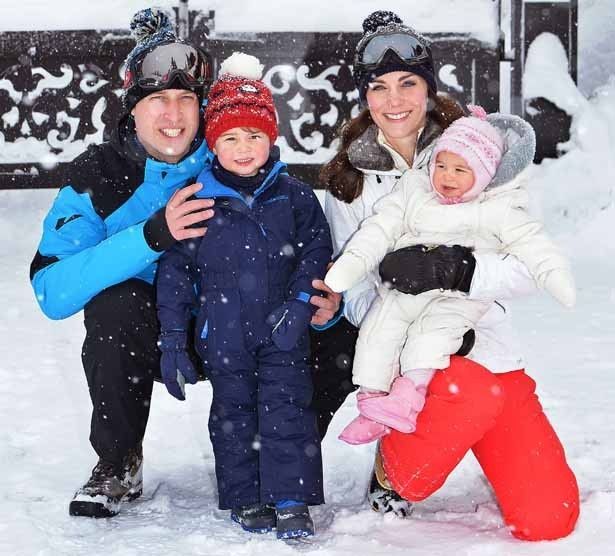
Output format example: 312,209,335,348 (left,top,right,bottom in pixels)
31,186,162,320
286,180,333,303
156,238,200,334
